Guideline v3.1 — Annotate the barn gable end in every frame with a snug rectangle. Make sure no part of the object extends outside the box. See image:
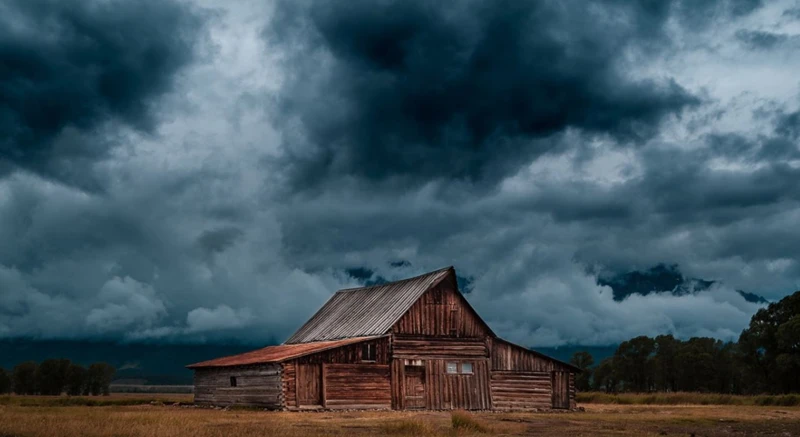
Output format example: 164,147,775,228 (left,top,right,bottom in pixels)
391,271,493,339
